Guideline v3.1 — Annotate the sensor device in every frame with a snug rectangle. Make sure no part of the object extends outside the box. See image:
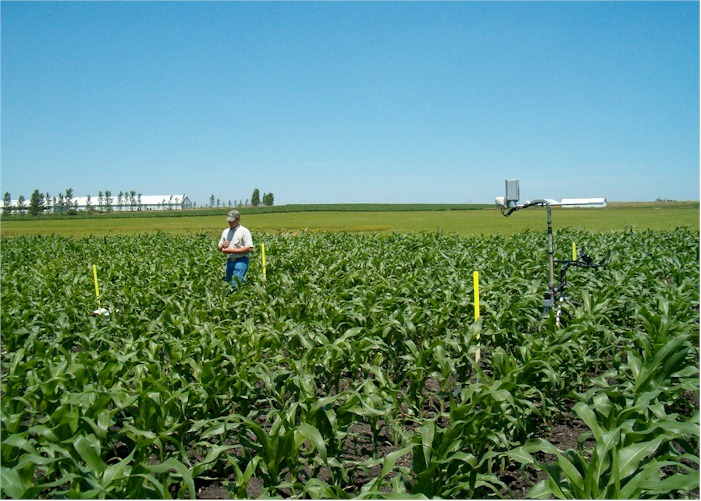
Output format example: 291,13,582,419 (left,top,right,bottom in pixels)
494,179,608,319
495,179,607,209
495,179,521,208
